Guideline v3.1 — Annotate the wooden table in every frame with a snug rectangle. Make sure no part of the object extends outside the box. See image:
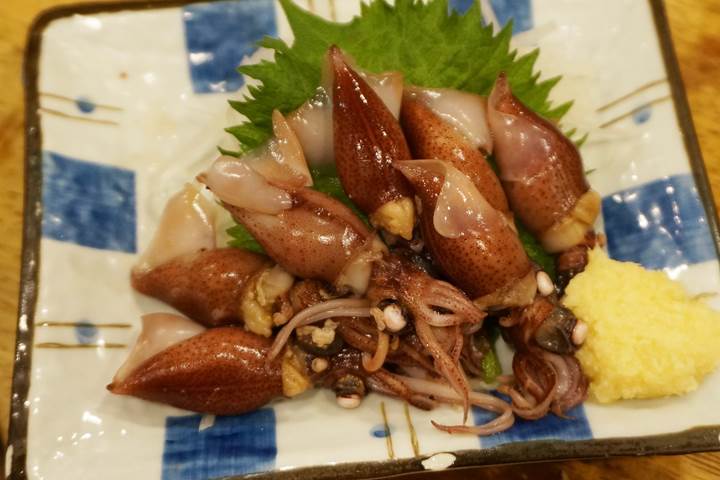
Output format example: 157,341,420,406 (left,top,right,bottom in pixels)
0,0,718,478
